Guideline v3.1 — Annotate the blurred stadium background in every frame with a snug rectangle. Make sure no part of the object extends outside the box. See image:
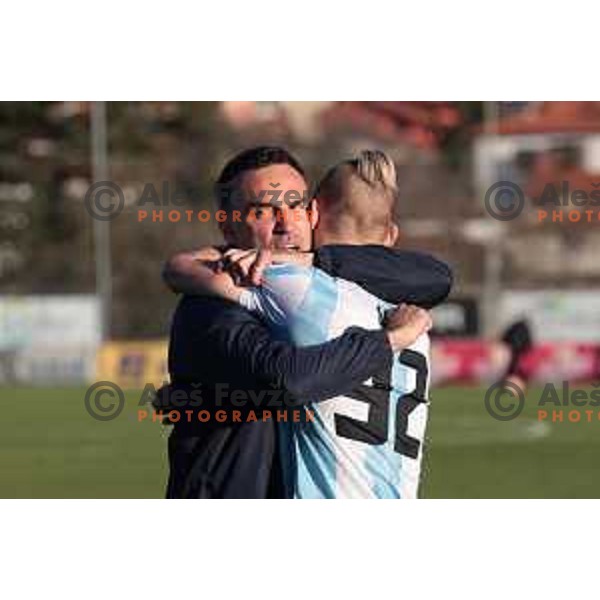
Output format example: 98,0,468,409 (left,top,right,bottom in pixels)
2,101,600,498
